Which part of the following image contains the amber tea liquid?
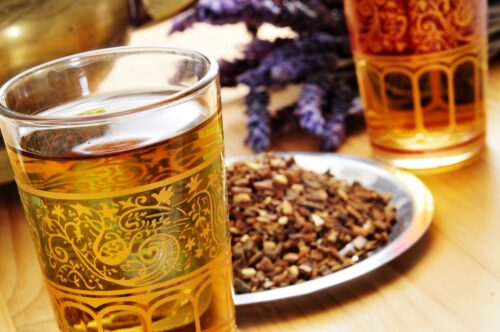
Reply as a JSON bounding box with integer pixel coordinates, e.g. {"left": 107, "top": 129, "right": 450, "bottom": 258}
{"left": 7, "top": 93, "right": 236, "bottom": 332}
{"left": 354, "top": 51, "right": 487, "bottom": 171}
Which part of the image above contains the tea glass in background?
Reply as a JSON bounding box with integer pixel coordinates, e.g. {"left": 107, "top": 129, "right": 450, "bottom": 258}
{"left": 0, "top": 47, "right": 236, "bottom": 332}
{"left": 344, "top": 0, "right": 487, "bottom": 171}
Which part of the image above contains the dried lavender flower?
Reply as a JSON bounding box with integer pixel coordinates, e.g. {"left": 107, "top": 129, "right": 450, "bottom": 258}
{"left": 345, "top": 96, "right": 366, "bottom": 132}
{"left": 171, "top": 1, "right": 363, "bottom": 152}
{"left": 239, "top": 33, "right": 340, "bottom": 88}
{"left": 218, "top": 59, "right": 258, "bottom": 87}
{"left": 243, "top": 38, "right": 291, "bottom": 60}
{"left": 320, "top": 81, "right": 360, "bottom": 150}
{"left": 295, "top": 81, "right": 328, "bottom": 136}
{"left": 245, "top": 90, "right": 271, "bottom": 152}
{"left": 170, "top": 0, "right": 340, "bottom": 34}
{"left": 321, "top": 113, "right": 345, "bottom": 151}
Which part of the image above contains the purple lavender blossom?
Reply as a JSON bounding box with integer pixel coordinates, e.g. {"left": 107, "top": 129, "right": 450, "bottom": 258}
{"left": 239, "top": 32, "right": 339, "bottom": 88}
{"left": 170, "top": 9, "right": 197, "bottom": 33}
{"left": 320, "top": 113, "right": 346, "bottom": 151}
{"left": 218, "top": 58, "right": 258, "bottom": 87}
{"left": 170, "top": 0, "right": 363, "bottom": 152}
{"left": 243, "top": 38, "right": 291, "bottom": 60}
{"left": 295, "top": 81, "right": 328, "bottom": 136}
{"left": 320, "top": 80, "right": 362, "bottom": 150}
{"left": 344, "top": 96, "right": 366, "bottom": 132}
{"left": 347, "top": 96, "right": 363, "bottom": 117}
{"left": 245, "top": 89, "right": 271, "bottom": 152}
{"left": 170, "top": 0, "right": 340, "bottom": 34}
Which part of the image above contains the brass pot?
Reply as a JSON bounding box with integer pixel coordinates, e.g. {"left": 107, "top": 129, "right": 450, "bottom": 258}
{"left": 0, "top": 0, "right": 194, "bottom": 184}
{"left": 0, "top": 0, "right": 130, "bottom": 83}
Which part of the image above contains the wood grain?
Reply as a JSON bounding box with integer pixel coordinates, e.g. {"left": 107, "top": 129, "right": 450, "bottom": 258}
{"left": 1, "top": 22, "right": 500, "bottom": 332}
{"left": 0, "top": 288, "right": 16, "bottom": 332}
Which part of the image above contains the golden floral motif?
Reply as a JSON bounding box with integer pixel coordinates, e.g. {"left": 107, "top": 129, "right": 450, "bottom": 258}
{"left": 12, "top": 112, "right": 224, "bottom": 194}
{"left": 47, "top": 246, "right": 235, "bottom": 332}
{"left": 351, "top": 0, "right": 482, "bottom": 54}
{"left": 19, "top": 157, "right": 228, "bottom": 291}
{"left": 354, "top": 0, "right": 409, "bottom": 53}
{"left": 409, "top": 0, "right": 479, "bottom": 53}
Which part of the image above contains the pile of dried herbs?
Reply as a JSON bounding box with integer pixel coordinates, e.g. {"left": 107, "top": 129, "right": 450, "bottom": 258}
{"left": 226, "top": 154, "right": 396, "bottom": 293}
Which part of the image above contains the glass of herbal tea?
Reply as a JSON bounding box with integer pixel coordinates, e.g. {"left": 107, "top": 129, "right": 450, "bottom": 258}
{"left": 344, "top": 0, "right": 487, "bottom": 171}
{"left": 0, "top": 47, "right": 236, "bottom": 332}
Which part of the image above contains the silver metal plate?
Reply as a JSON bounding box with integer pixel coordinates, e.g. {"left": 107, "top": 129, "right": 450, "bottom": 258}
{"left": 226, "top": 152, "right": 434, "bottom": 306}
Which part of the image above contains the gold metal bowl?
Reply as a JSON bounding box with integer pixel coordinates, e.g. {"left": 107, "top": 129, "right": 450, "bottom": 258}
{"left": 0, "top": 0, "right": 129, "bottom": 184}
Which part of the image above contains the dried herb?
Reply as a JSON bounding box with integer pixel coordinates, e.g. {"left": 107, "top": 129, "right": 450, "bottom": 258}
{"left": 227, "top": 154, "right": 397, "bottom": 293}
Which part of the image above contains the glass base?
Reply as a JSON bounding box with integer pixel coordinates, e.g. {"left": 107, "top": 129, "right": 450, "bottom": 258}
{"left": 371, "top": 134, "right": 485, "bottom": 174}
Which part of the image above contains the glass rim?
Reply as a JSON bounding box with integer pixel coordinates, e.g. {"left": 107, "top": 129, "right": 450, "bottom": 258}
{"left": 0, "top": 46, "right": 219, "bottom": 125}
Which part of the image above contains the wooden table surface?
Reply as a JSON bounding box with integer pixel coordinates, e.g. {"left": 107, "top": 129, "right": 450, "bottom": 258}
{"left": 1, "top": 22, "right": 500, "bottom": 332}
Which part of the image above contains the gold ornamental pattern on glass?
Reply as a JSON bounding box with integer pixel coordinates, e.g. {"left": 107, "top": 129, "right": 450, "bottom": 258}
{"left": 355, "top": 39, "right": 486, "bottom": 136}
{"left": 18, "top": 156, "right": 227, "bottom": 290}
{"left": 46, "top": 248, "right": 235, "bottom": 331}
{"left": 351, "top": 0, "right": 482, "bottom": 55}
{"left": 11, "top": 114, "right": 225, "bottom": 196}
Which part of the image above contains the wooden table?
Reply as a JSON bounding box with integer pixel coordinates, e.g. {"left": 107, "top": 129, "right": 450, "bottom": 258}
{"left": 1, "top": 22, "right": 500, "bottom": 332}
